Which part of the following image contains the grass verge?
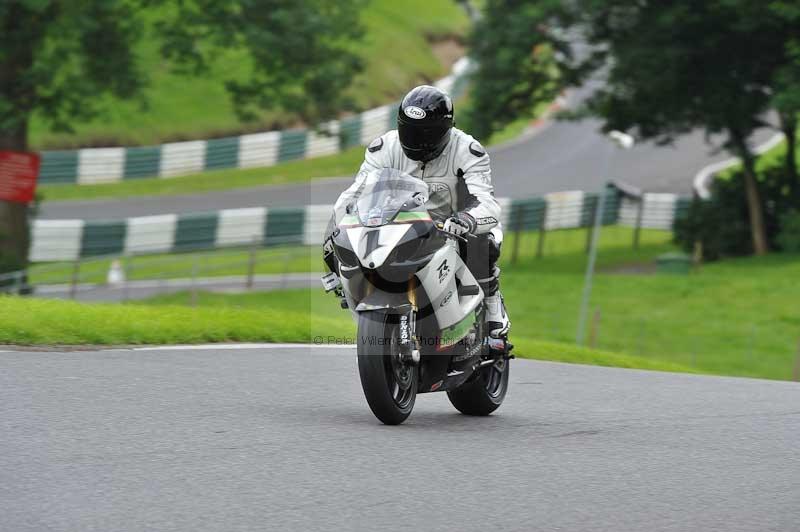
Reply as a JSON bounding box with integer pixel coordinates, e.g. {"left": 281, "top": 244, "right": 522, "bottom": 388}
{"left": 139, "top": 226, "right": 800, "bottom": 381}
{"left": 0, "top": 294, "right": 339, "bottom": 345}
{"left": 0, "top": 290, "right": 692, "bottom": 377}
{"left": 15, "top": 226, "right": 799, "bottom": 381}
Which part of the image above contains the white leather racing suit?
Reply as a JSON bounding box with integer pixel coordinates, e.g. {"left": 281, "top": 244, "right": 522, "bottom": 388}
{"left": 333, "top": 128, "right": 503, "bottom": 243}
{"left": 331, "top": 127, "right": 506, "bottom": 310}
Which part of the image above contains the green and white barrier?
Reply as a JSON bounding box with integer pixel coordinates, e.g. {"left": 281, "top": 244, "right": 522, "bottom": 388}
{"left": 30, "top": 185, "right": 689, "bottom": 262}
{"left": 38, "top": 123, "right": 377, "bottom": 185}
{"left": 38, "top": 59, "right": 473, "bottom": 186}
{"left": 617, "top": 193, "right": 690, "bottom": 231}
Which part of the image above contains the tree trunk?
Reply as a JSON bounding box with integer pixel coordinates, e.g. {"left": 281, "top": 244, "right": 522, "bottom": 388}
{"left": 730, "top": 131, "right": 768, "bottom": 256}
{"left": 779, "top": 112, "right": 798, "bottom": 190}
{"left": 0, "top": 123, "right": 31, "bottom": 273}
{"left": 0, "top": 2, "right": 37, "bottom": 275}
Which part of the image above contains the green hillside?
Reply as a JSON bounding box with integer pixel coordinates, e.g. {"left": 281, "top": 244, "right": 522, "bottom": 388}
{"left": 30, "top": 0, "right": 469, "bottom": 151}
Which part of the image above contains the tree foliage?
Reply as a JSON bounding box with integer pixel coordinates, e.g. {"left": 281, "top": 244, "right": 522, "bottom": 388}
{"left": 675, "top": 160, "right": 800, "bottom": 260}
{"left": 0, "top": 0, "right": 365, "bottom": 274}
{"left": 153, "top": 0, "right": 364, "bottom": 124}
{"left": 768, "top": 1, "right": 800, "bottom": 181}
{"left": 0, "top": 0, "right": 365, "bottom": 143}
{"left": 468, "top": 0, "right": 799, "bottom": 256}
{"left": 462, "top": 0, "right": 578, "bottom": 141}
{"left": 573, "top": 0, "right": 798, "bottom": 255}
{"left": 0, "top": 1, "right": 144, "bottom": 142}
{"left": 575, "top": 1, "right": 790, "bottom": 144}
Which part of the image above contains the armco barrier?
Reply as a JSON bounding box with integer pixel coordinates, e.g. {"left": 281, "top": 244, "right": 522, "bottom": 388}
{"left": 38, "top": 59, "right": 473, "bottom": 186}
{"left": 29, "top": 185, "right": 690, "bottom": 262}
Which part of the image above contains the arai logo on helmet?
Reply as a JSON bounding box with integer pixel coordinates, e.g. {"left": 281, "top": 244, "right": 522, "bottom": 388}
{"left": 404, "top": 106, "right": 426, "bottom": 120}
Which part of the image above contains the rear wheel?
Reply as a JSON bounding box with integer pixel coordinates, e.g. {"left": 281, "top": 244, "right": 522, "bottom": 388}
{"left": 447, "top": 357, "right": 509, "bottom": 416}
{"left": 357, "top": 312, "right": 418, "bottom": 425}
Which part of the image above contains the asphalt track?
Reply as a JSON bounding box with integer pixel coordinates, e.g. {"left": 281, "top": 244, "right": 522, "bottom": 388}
{"left": 38, "top": 86, "right": 777, "bottom": 221}
{"left": 2, "top": 345, "right": 798, "bottom": 531}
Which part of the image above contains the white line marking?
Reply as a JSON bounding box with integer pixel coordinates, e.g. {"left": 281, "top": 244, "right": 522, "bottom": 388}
{"left": 131, "top": 343, "right": 355, "bottom": 352}
{"left": 0, "top": 344, "right": 356, "bottom": 354}
{"left": 693, "top": 132, "right": 785, "bottom": 199}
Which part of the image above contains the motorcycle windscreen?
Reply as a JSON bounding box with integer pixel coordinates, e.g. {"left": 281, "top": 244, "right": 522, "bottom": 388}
{"left": 355, "top": 168, "right": 428, "bottom": 227}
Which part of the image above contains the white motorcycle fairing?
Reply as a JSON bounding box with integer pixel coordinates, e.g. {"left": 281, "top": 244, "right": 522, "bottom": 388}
{"left": 415, "top": 240, "right": 483, "bottom": 330}
{"left": 346, "top": 224, "right": 410, "bottom": 269}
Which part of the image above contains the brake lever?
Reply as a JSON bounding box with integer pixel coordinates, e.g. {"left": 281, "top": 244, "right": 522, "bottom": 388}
{"left": 435, "top": 222, "right": 468, "bottom": 243}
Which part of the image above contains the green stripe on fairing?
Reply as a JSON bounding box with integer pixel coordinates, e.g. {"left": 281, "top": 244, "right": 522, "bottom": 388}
{"left": 395, "top": 211, "right": 431, "bottom": 221}
{"left": 339, "top": 212, "right": 431, "bottom": 226}
{"left": 439, "top": 312, "right": 476, "bottom": 348}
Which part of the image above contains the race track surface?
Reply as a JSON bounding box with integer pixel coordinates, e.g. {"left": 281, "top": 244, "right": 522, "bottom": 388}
{"left": 38, "top": 87, "right": 777, "bottom": 221}
{"left": 2, "top": 346, "right": 798, "bottom": 531}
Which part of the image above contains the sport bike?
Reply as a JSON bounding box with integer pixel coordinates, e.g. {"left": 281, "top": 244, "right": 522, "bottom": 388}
{"left": 322, "top": 168, "right": 513, "bottom": 425}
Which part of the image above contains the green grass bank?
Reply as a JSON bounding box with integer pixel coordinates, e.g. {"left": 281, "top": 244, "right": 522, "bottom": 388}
{"left": 11, "top": 227, "right": 800, "bottom": 381}
{"left": 31, "top": 0, "right": 469, "bottom": 150}
{"left": 0, "top": 292, "right": 691, "bottom": 376}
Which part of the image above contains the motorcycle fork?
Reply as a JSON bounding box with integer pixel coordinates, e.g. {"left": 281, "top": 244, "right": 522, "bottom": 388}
{"left": 399, "top": 278, "right": 420, "bottom": 365}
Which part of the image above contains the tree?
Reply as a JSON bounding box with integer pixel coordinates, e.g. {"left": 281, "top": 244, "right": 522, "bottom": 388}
{"left": 462, "top": 0, "right": 578, "bottom": 142}
{"left": 0, "top": 0, "right": 363, "bottom": 274}
{"left": 570, "top": 0, "right": 796, "bottom": 255}
{"left": 153, "top": 0, "right": 364, "bottom": 124}
{"left": 769, "top": 1, "right": 800, "bottom": 184}
{"left": 467, "top": 0, "right": 799, "bottom": 256}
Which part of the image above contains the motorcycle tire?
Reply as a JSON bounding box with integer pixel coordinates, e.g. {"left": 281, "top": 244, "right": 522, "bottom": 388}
{"left": 447, "top": 358, "right": 509, "bottom": 416}
{"left": 357, "top": 311, "right": 418, "bottom": 425}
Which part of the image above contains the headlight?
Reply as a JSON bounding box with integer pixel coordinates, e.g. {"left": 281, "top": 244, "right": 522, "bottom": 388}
{"left": 335, "top": 243, "right": 359, "bottom": 267}
{"left": 391, "top": 238, "right": 423, "bottom": 263}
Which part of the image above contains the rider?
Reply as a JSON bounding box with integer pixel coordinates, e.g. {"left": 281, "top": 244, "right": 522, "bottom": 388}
{"left": 329, "top": 85, "right": 510, "bottom": 339}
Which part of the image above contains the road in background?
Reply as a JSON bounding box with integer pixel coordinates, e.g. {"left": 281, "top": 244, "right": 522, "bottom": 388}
{"left": 2, "top": 347, "right": 798, "bottom": 531}
{"left": 38, "top": 84, "right": 776, "bottom": 221}
{"left": 31, "top": 273, "right": 320, "bottom": 302}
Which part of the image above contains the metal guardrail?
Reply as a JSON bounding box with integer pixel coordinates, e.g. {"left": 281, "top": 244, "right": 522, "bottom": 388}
{"left": 37, "top": 59, "right": 474, "bottom": 185}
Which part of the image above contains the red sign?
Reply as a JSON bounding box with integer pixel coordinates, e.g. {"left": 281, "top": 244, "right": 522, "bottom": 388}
{"left": 0, "top": 151, "right": 40, "bottom": 203}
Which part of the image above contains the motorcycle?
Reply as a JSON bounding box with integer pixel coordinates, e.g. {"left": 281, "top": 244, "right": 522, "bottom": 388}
{"left": 322, "top": 168, "right": 513, "bottom": 425}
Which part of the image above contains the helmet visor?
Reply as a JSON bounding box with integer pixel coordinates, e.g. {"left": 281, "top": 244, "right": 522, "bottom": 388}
{"left": 398, "top": 123, "right": 450, "bottom": 153}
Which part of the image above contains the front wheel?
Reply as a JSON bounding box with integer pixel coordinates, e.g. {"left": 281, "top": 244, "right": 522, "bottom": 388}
{"left": 447, "top": 358, "right": 509, "bottom": 416}
{"left": 357, "top": 312, "right": 418, "bottom": 425}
